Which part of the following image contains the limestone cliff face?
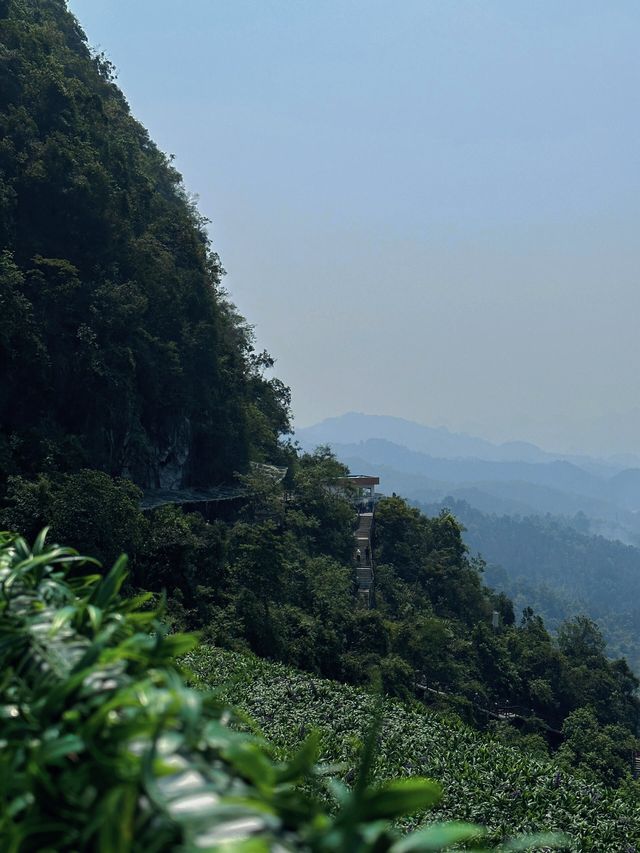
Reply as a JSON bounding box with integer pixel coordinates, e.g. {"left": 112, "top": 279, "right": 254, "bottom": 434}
{"left": 154, "top": 418, "right": 192, "bottom": 489}
{"left": 119, "top": 418, "right": 192, "bottom": 489}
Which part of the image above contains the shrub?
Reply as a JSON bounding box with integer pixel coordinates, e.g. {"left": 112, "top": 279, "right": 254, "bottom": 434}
{"left": 0, "top": 531, "right": 563, "bottom": 851}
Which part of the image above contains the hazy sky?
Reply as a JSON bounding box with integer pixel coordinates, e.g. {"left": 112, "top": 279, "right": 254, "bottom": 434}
{"left": 70, "top": 1, "right": 640, "bottom": 455}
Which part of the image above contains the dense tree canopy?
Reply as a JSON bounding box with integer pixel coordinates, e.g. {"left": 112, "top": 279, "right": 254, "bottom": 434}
{"left": 5, "top": 450, "right": 637, "bottom": 784}
{"left": 430, "top": 499, "right": 640, "bottom": 672}
{"left": 0, "top": 0, "right": 290, "bottom": 488}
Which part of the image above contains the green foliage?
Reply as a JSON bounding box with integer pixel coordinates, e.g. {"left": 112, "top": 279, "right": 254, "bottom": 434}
{"left": 287, "top": 447, "right": 356, "bottom": 563}
{"left": 0, "top": 469, "right": 145, "bottom": 566}
{"left": 437, "top": 498, "right": 640, "bottom": 673}
{"left": 0, "top": 530, "right": 564, "bottom": 851}
{"left": 558, "top": 707, "right": 638, "bottom": 786}
{"left": 3, "top": 0, "right": 636, "bottom": 841}
{"left": 0, "top": 0, "right": 290, "bottom": 488}
{"left": 374, "top": 500, "right": 488, "bottom": 625}
{"left": 4, "top": 457, "right": 639, "bottom": 787}
{"left": 372, "top": 498, "right": 640, "bottom": 752}
{"left": 189, "top": 645, "right": 640, "bottom": 851}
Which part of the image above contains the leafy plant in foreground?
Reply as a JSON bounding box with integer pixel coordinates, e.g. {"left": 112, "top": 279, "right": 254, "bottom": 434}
{"left": 0, "top": 531, "right": 563, "bottom": 851}
{"left": 189, "top": 648, "right": 640, "bottom": 852}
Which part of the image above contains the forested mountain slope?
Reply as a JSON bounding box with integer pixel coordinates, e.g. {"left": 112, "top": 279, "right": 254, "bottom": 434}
{"left": 0, "top": 0, "right": 290, "bottom": 488}
{"left": 4, "top": 449, "right": 639, "bottom": 784}
{"left": 425, "top": 499, "right": 640, "bottom": 672}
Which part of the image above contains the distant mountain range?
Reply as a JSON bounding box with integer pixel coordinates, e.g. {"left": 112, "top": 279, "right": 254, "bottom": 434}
{"left": 298, "top": 412, "right": 640, "bottom": 668}
{"left": 296, "top": 413, "right": 640, "bottom": 544}
{"left": 297, "top": 412, "right": 640, "bottom": 471}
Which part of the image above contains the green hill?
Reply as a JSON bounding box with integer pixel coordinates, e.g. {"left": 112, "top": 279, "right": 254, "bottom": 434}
{"left": 3, "top": 2, "right": 640, "bottom": 844}
{"left": 0, "top": 0, "right": 289, "bottom": 487}
{"left": 425, "top": 499, "right": 640, "bottom": 673}
{"left": 188, "top": 645, "right": 640, "bottom": 852}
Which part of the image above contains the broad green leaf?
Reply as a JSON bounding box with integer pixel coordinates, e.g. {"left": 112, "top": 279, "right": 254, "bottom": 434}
{"left": 87, "top": 604, "right": 103, "bottom": 632}
{"left": 90, "top": 554, "right": 129, "bottom": 608}
{"left": 158, "top": 632, "right": 199, "bottom": 658}
{"left": 501, "top": 834, "right": 569, "bottom": 851}
{"left": 50, "top": 605, "right": 76, "bottom": 634}
{"left": 97, "top": 784, "right": 137, "bottom": 853}
{"left": 32, "top": 527, "right": 49, "bottom": 556}
{"left": 223, "top": 742, "right": 276, "bottom": 790}
{"left": 38, "top": 734, "right": 85, "bottom": 764}
{"left": 392, "top": 822, "right": 485, "bottom": 851}
{"left": 276, "top": 730, "right": 320, "bottom": 783}
{"left": 357, "top": 778, "right": 442, "bottom": 820}
{"left": 327, "top": 778, "right": 351, "bottom": 807}
{"left": 202, "top": 837, "right": 272, "bottom": 853}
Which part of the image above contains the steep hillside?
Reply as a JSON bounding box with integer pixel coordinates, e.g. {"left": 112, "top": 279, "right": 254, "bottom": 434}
{"left": 3, "top": 529, "right": 536, "bottom": 852}
{"left": 5, "top": 448, "right": 637, "bottom": 772}
{"left": 189, "top": 645, "right": 640, "bottom": 851}
{"left": 0, "top": 0, "right": 290, "bottom": 488}
{"left": 4, "top": 3, "right": 640, "bottom": 841}
{"left": 428, "top": 499, "right": 640, "bottom": 672}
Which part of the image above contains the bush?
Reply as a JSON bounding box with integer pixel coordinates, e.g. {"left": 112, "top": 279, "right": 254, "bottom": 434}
{"left": 0, "top": 470, "right": 145, "bottom": 566}
{"left": 0, "top": 530, "right": 565, "bottom": 851}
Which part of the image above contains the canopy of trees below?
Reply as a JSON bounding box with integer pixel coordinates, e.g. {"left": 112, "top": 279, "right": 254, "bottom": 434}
{"left": 427, "top": 499, "right": 640, "bottom": 673}
{"left": 3, "top": 453, "right": 638, "bottom": 787}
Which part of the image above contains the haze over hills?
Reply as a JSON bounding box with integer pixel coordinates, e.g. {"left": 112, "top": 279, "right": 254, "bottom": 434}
{"left": 419, "top": 497, "right": 640, "bottom": 674}
{"left": 296, "top": 413, "right": 640, "bottom": 544}
{"left": 298, "top": 414, "right": 640, "bottom": 668}
{"left": 297, "top": 412, "right": 640, "bottom": 470}
{"left": 298, "top": 412, "right": 556, "bottom": 464}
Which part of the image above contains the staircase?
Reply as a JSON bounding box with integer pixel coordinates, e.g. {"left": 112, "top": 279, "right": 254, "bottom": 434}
{"left": 354, "top": 511, "right": 374, "bottom": 607}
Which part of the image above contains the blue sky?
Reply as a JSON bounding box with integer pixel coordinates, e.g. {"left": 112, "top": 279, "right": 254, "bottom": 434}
{"left": 70, "top": 1, "right": 640, "bottom": 454}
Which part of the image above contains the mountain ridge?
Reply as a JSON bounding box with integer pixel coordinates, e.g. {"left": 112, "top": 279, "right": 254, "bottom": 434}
{"left": 297, "top": 412, "right": 638, "bottom": 473}
{"left": 297, "top": 414, "right": 640, "bottom": 543}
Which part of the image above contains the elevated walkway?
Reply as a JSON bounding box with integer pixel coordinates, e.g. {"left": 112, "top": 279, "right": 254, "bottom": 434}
{"left": 336, "top": 474, "right": 380, "bottom": 608}
{"left": 354, "top": 511, "right": 375, "bottom": 607}
{"left": 140, "top": 463, "right": 288, "bottom": 512}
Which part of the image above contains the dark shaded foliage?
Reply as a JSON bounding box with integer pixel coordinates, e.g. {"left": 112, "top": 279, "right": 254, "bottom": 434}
{"left": 5, "top": 530, "right": 520, "bottom": 852}
{"left": 429, "top": 499, "right": 640, "bottom": 673}
{"left": 4, "top": 452, "right": 639, "bottom": 785}
{"left": 2, "top": 0, "right": 638, "bottom": 803}
{"left": 0, "top": 0, "right": 289, "bottom": 488}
